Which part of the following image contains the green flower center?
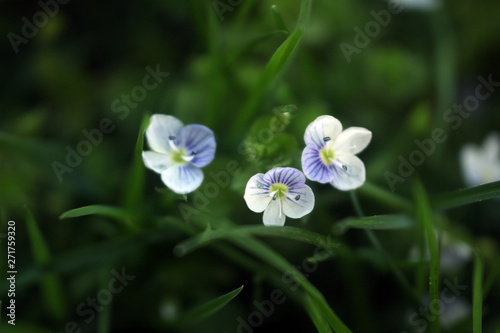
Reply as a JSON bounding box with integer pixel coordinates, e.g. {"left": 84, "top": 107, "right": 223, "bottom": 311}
{"left": 320, "top": 147, "right": 335, "bottom": 165}
{"left": 269, "top": 183, "right": 288, "bottom": 199}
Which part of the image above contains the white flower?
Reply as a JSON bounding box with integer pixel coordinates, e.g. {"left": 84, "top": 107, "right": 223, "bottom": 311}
{"left": 460, "top": 132, "right": 500, "bottom": 187}
{"left": 301, "top": 115, "right": 372, "bottom": 191}
{"left": 244, "top": 167, "right": 315, "bottom": 226}
{"left": 142, "top": 114, "right": 216, "bottom": 194}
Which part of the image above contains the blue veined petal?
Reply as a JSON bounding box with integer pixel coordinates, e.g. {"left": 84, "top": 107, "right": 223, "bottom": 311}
{"left": 181, "top": 124, "right": 216, "bottom": 168}
{"left": 304, "top": 115, "right": 343, "bottom": 149}
{"left": 263, "top": 199, "right": 286, "bottom": 226}
{"left": 145, "top": 115, "right": 184, "bottom": 154}
{"left": 329, "top": 153, "right": 366, "bottom": 191}
{"left": 244, "top": 173, "right": 272, "bottom": 213}
{"left": 161, "top": 164, "right": 203, "bottom": 194}
{"left": 283, "top": 184, "right": 315, "bottom": 219}
{"left": 142, "top": 151, "right": 173, "bottom": 174}
{"left": 301, "top": 145, "right": 334, "bottom": 183}
{"left": 333, "top": 127, "right": 372, "bottom": 155}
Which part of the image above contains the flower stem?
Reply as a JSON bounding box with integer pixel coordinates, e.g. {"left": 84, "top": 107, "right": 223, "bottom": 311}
{"left": 349, "top": 190, "right": 421, "bottom": 307}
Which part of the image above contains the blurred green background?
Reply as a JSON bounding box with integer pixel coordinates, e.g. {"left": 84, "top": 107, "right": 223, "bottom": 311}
{"left": 1, "top": 0, "right": 500, "bottom": 332}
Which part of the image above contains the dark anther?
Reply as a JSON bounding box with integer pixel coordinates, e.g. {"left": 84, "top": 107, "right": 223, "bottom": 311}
{"left": 168, "top": 135, "right": 176, "bottom": 140}
{"left": 272, "top": 193, "right": 278, "bottom": 200}
{"left": 295, "top": 195, "right": 301, "bottom": 201}
{"left": 342, "top": 165, "right": 348, "bottom": 171}
{"left": 191, "top": 150, "right": 197, "bottom": 155}
{"left": 324, "top": 137, "right": 331, "bottom": 142}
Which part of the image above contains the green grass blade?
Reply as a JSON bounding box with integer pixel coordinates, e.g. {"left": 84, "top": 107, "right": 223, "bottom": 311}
{"left": 412, "top": 180, "right": 440, "bottom": 333}
{"left": 232, "top": 0, "right": 311, "bottom": 136}
{"left": 472, "top": 251, "right": 483, "bottom": 333}
{"left": 122, "top": 113, "right": 150, "bottom": 211}
{"left": 174, "top": 225, "right": 340, "bottom": 257}
{"left": 59, "top": 205, "right": 130, "bottom": 221}
{"left": 26, "top": 208, "right": 67, "bottom": 321}
{"left": 173, "top": 285, "right": 244, "bottom": 327}
{"left": 304, "top": 293, "right": 334, "bottom": 333}
{"left": 229, "top": 237, "right": 352, "bottom": 333}
{"left": 97, "top": 267, "right": 112, "bottom": 333}
{"left": 358, "top": 181, "right": 414, "bottom": 213}
{"left": 333, "top": 214, "right": 414, "bottom": 235}
{"left": 431, "top": 181, "right": 500, "bottom": 210}
{"left": 271, "top": 5, "right": 290, "bottom": 32}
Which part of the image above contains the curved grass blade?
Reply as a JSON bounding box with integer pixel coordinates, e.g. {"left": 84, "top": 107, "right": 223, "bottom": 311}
{"left": 358, "top": 181, "right": 414, "bottom": 213}
{"left": 174, "top": 225, "right": 340, "bottom": 257}
{"left": 172, "top": 286, "right": 244, "bottom": 327}
{"left": 431, "top": 180, "right": 500, "bottom": 210}
{"left": 472, "top": 251, "right": 483, "bottom": 333}
{"left": 271, "top": 5, "right": 289, "bottom": 32}
{"left": 122, "top": 113, "right": 150, "bottom": 211}
{"left": 232, "top": 0, "right": 311, "bottom": 136}
{"left": 26, "top": 208, "right": 67, "bottom": 321}
{"left": 333, "top": 214, "right": 414, "bottom": 235}
{"left": 304, "top": 293, "right": 334, "bottom": 333}
{"left": 59, "top": 205, "right": 129, "bottom": 221}
{"left": 412, "top": 180, "right": 440, "bottom": 333}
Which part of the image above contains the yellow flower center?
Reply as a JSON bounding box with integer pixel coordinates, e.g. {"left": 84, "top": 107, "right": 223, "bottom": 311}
{"left": 269, "top": 183, "right": 288, "bottom": 199}
{"left": 320, "top": 146, "right": 335, "bottom": 165}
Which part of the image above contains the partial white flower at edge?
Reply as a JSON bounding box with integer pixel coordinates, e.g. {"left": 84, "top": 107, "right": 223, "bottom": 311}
{"left": 142, "top": 114, "right": 216, "bottom": 194}
{"left": 389, "top": 0, "right": 441, "bottom": 11}
{"left": 460, "top": 132, "right": 500, "bottom": 187}
{"left": 244, "top": 167, "right": 315, "bottom": 226}
{"left": 301, "top": 115, "right": 372, "bottom": 191}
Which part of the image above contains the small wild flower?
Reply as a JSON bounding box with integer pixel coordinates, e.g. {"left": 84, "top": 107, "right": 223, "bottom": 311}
{"left": 301, "top": 115, "right": 372, "bottom": 191}
{"left": 244, "top": 167, "right": 315, "bottom": 226}
{"left": 460, "top": 132, "right": 500, "bottom": 187}
{"left": 142, "top": 114, "right": 216, "bottom": 194}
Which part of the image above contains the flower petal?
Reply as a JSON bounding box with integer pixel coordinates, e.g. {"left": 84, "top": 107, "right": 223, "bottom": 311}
{"left": 283, "top": 184, "right": 315, "bottom": 219}
{"left": 146, "top": 114, "right": 184, "bottom": 153}
{"left": 460, "top": 144, "right": 482, "bottom": 186}
{"left": 333, "top": 127, "right": 372, "bottom": 155}
{"left": 244, "top": 173, "right": 271, "bottom": 213}
{"left": 301, "top": 145, "right": 335, "bottom": 183}
{"left": 181, "top": 124, "right": 216, "bottom": 168}
{"left": 142, "top": 151, "right": 173, "bottom": 174}
{"left": 329, "top": 154, "right": 366, "bottom": 191}
{"left": 263, "top": 199, "right": 286, "bottom": 226}
{"left": 262, "top": 167, "right": 305, "bottom": 186}
{"left": 304, "top": 115, "right": 343, "bottom": 149}
{"left": 483, "top": 132, "right": 500, "bottom": 163}
{"left": 161, "top": 164, "right": 203, "bottom": 194}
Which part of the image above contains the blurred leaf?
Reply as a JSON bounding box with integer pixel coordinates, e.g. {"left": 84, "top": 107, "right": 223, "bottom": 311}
{"left": 431, "top": 181, "right": 500, "bottom": 210}
{"left": 473, "top": 251, "right": 483, "bottom": 333}
{"left": 60, "top": 205, "right": 130, "bottom": 221}
{"left": 333, "top": 214, "right": 414, "bottom": 235}
{"left": 358, "top": 182, "right": 414, "bottom": 213}
{"left": 412, "top": 180, "right": 440, "bottom": 333}
{"left": 26, "top": 208, "right": 67, "bottom": 321}
{"left": 174, "top": 225, "right": 340, "bottom": 257}
{"left": 122, "top": 113, "right": 150, "bottom": 212}
{"left": 173, "top": 285, "right": 244, "bottom": 327}
{"left": 98, "top": 266, "right": 112, "bottom": 333}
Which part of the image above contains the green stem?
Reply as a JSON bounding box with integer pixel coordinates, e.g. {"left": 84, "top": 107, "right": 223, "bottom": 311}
{"left": 350, "top": 191, "right": 421, "bottom": 306}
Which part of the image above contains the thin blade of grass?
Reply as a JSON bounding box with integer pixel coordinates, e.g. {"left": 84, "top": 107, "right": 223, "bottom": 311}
{"left": 173, "top": 286, "right": 244, "bottom": 327}
{"left": 431, "top": 181, "right": 500, "bottom": 210}
{"left": 97, "top": 266, "right": 112, "bottom": 333}
{"left": 174, "top": 225, "right": 340, "bottom": 257}
{"left": 304, "top": 293, "right": 334, "bottom": 333}
{"left": 412, "top": 180, "right": 440, "bottom": 333}
{"left": 358, "top": 181, "right": 414, "bottom": 213}
{"left": 122, "top": 113, "right": 150, "bottom": 211}
{"left": 232, "top": 0, "right": 311, "bottom": 136}
{"left": 472, "top": 251, "right": 483, "bottom": 333}
{"left": 26, "top": 208, "right": 67, "bottom": 321}
{"left": 59, "top": 205, "right": 129, "bottom": 221}
{"left": 271, "top": 5, "right": 290, "bottom": 32}
{"left": 333, "top": 214, "right": 414, "bottom": 235}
